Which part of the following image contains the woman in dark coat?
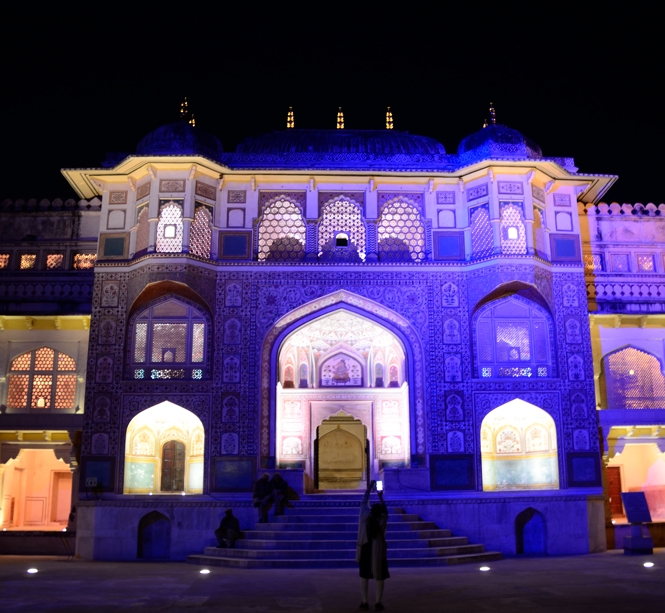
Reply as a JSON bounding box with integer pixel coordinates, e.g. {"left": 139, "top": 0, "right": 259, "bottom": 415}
{"left": 356, "top": 480, "right": 389, "bottom": 611}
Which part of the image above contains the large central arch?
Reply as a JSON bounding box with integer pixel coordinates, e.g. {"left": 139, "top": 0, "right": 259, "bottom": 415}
{"left": 275, "top": 309, "right": 410, "bottom": 488}
{"left": 260, "top": 291, "right": 427, "bottom": 479}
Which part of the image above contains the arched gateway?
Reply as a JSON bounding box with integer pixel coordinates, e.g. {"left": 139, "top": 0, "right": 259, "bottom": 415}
{"left": 261, "top": 291, "right": 426, "bottom": 490}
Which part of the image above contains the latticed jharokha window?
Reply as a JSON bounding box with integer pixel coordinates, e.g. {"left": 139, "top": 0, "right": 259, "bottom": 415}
{"left": 0, "top": 254, "right": 10, "bottom": 269}
{"left": 257, "top": 198, "right": 306, "bottom": 261}
{"left": 156, "top": 200, "right": 184, "bottom": 253}
{"left": 190, "top": 204, "right": 213, "bottom": 259}
{"left": 603, "top": 346, "right": 665, "bottom": 409}
{"left": 132, "top": 298, "right": 206, "bottom": 380}
{"left": 20, "top": 254, "right": 37, "bottom": 270}
{"left": 73, "top": 253, "right": 97, "bottom": 269}
{"left": 318, "top": 198, "right": 366, "bottom": 260}
{"left": 583, "top": 253, "right": 604, "bottom": 272}
{"left": 6, "top": 347, "right": 77, "bottom": 411}
{"left": 470, "top": 205, "right": 493, "bottom": 259}
{"left": 46, "top": 254, "right": 64, "bottom": 270}
{"left": 475, "top": 297, "right": 552, "bottom": 378}
{"left": 500, "top": 202, "right": 527, "bottom": 255}
{"left": 377, "top": 200, "right": 426, "bottom": 262}
{"left": 533, "top": 207, "right": 547, "bottom": 260}
{"left": 135, "top": 205, "right": 150, "bottom": 253}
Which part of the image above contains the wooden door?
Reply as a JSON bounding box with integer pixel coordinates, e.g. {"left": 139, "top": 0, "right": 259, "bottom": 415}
{"left": 606, "top": 466, "right": 624, "bottom": 517}
{"left": 161, "top": 440, "right": 185, "bottom": 492}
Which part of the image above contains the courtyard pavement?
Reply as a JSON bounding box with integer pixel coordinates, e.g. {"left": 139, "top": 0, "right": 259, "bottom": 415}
{"left": 0, "top": 549, "right": 663, "bottom": 612}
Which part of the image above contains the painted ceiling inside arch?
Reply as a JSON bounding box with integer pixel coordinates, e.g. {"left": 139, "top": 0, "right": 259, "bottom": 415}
{"left": 126, "top": 401, "right": 203, "bottom": 438}
{"left": 280, "top": 310, "right": 404, "bottom": 360}
{"left": 481, "top": 399, "right": 554, "bottom": 431}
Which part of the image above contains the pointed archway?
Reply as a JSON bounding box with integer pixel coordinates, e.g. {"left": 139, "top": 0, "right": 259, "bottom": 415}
{"left": 260, "top": 290, "right": 427, "bottom": 486}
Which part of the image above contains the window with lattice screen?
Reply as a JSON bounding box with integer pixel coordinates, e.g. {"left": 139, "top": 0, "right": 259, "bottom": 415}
{"left": 135, "top": 205, "right": 150, "bottom": 253}
{"left": 603, "top": 346, "right": 665, "bottom": 408}
{"left": 475, "top": 296, "right": 553, "bottom": 378}
{"left": 500, "top": 202, "right": 527, "bottom": 255}
{"left": 156, "top": 200, "right": 184, "bottom": 253}
{"left": 6, "top": 347, "right": 77, "bottom": 411}
{"left": 533, "top": 207, "right": 547, "bottom": 260}
{"left": 131, "top": 298, "right": 207, "bottom": 380}
{"left": 190, "top": 204, "right": 213, "bottom": 259}
{"left": 377, "top": 199, "right": 425, "bottom": 262}
{"left": 470, "top": 204, "right": 493, "bottom": 259}
{"left": 73, "top": 253, "right": 96, "bottom": 269}
{"left": 257, "top": 198, "right": 306, "bottom": 261}
{"left": 318, "top": 198, "right": 366, "bottom": 260}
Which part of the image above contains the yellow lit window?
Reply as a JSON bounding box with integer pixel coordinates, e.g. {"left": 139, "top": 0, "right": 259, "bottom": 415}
{"left": 20, "top": 254, "right": 37, "bottom": 270}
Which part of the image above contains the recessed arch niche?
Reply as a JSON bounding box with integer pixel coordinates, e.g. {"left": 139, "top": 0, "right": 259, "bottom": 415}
{"left": 275, "top": 308, "right": 410, "bottom": 488}
{"left": 124, "top": 401, "right": 204, "bottom": 494}
{"left": 481, "top": 399, "right": 559, "bottom": 491}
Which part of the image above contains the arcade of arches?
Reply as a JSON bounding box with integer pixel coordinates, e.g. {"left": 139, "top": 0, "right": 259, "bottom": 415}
{"left": 276, "top": 309, "right": 410, "bottom": 489}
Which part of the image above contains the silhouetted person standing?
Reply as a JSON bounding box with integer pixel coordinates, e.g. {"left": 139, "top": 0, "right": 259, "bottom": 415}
{"left": 356, "top": 480, "right": 389, "bottom": 610}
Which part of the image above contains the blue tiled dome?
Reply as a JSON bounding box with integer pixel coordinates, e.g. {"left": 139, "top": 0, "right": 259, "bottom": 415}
{"left": 458, "top": 124, "right": 542, "bottom": 164}
{"left": 235, "top": 130, "right": 446, "bottom": 155}
{"left": 136, "top": 122, "right": 224, "bottom": 159}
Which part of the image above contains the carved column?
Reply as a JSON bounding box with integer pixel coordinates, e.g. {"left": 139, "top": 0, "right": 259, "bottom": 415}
{"left": 365, "top": 220, "right": 378, "bottom": 262}
{"left": 305, "top": 220, "right": 318, "bottom": 261}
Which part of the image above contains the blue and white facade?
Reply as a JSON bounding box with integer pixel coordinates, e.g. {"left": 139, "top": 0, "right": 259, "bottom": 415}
{"left": 6, "top": 114, "right": 662, "bottom": 559}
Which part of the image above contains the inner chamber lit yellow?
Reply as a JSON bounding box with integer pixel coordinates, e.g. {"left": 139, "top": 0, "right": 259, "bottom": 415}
{"left": 124, "top": 401, "right": 204, "bottom": 494}
{"left": 481, "top": 399, "right": 559, "bottom": 491}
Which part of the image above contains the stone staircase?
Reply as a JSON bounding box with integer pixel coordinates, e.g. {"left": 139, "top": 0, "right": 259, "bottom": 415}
{"left": 188, "top": 500, "right": 502, "bottom": 569}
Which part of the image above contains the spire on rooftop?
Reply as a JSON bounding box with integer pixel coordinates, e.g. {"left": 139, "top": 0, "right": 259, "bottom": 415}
{"left": 336, "top": 107, "right": 344, "bottom": 130}
{"left": 386, "top": 107, "right": 393, "bottom": 130}
{"left": 287, "top": 106, "right": 294, "bottom": 129}
{"left": 180, "top": 97, "right": 195, "bottom": 127}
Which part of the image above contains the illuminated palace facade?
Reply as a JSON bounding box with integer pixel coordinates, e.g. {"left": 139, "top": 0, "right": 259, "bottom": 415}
{"left": 1, "top": 109, "right": 664, "bottom": 559}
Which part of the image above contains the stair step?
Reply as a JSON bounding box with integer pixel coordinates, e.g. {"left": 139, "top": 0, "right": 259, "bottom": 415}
{"left": 252, "top": 521, "right": 437, "bottom": 531}
{"left": 243, "top": 529, "right": 453, "bottom": 541}
{"left": 201, "top": 544, "right": 485, "bottom": 560}
{"left": 270, "top": 513, "right": 421, "bottom": 523}
{"left": 230, "top": 536, "right": 467, "bottom": 550}
{"left": 188, "top": 550, "right": 502, "bottom": 569}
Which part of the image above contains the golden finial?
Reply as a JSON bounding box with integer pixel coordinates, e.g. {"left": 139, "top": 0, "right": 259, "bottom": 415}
{"left": 180, "top": 97, "right": 195, "bottom": 126}
{"left": 386, "top": 106, "right": 393, "bottom": 130}
{"left": 287, "top": 106, "right": 295, "bottom": 129}
{"left": 489, "top": 102, "right": 496, "bottom": 125}
{"left": 336, "top": 107, "right": 344, "bottom": 130}
{"left": 482, "top": 119, "right": 488, "bottom": 129}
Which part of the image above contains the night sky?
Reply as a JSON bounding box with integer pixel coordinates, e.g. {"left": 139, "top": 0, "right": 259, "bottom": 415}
{"left": 1, "top": 5, "right": 661, "bottom": 204}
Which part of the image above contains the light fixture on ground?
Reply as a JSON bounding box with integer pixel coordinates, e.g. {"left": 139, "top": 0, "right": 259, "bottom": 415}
{"left": 479, "top": 566, "right": 490, "bottom": 571}
{"left": 27, "top": 568, "right": 38, "bottom": 574}
{"left": 199, "top": 569, "right": 211, "bottom": 574}
{"left": 643, "top": 562, "right": 654, "bottom": 568}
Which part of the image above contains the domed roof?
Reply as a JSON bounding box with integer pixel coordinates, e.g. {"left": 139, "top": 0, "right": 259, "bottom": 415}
{"left": 136, "top": 121, "right": 223, "bottom": 159}
{"left": 235, "top": 129, "right": 446, "bottom": 155}
{"left": 457, "top": 124, "right": 542, "bottom": 163}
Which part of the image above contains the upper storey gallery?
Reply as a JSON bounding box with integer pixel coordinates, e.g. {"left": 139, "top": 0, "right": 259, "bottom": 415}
{"left": 61, "top": 108, "right": 615, "bottom": 266}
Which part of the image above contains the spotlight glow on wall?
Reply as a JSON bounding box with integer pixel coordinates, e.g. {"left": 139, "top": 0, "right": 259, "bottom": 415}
{"left": 27, "top": 568, "right": 38, "bottom": 574}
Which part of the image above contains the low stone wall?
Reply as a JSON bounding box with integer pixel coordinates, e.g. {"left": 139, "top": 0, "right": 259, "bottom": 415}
{"left": 0, "top": 531, "right": 76, "bottom": 556}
